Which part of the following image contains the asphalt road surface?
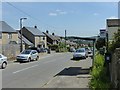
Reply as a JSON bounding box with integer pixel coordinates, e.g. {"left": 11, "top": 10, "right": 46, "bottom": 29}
{"left": 2, "top": 52, "right": 92, "bottom": 88}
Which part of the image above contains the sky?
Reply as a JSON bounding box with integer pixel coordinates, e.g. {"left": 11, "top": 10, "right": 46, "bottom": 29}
{"left": 1, "top": 2, "right": 118, "bottom": 37}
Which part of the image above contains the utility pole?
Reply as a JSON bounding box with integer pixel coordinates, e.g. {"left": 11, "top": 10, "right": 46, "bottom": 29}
{"left": 106, "top": 31, "right": 109, "bottom": 53}
{"left": 65, "top": 30, "right": 67, "bottom": 51}
{"left": 92, "top": 40, "right": 95, "bottom": 68}
{"left": 20, "top": 17, "right": 27, "bottom": 52}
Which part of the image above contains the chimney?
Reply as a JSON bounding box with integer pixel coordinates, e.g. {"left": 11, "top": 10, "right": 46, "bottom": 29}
{"left": 46, "top": 30, "right": 49, "bottom": 33}
{"left": 52, "top": 33, "right": 55, "bottom": 36}
{"left": 34, "top": 26, "right": 37, "bottom": 28}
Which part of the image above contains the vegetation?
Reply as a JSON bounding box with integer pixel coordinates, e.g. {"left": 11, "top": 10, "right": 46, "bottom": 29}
{"left": 56, "top": 42, "right": 68, "bottom": 52}
{"left": 95, "top": 38, "right": 106, "bottom": 50}
{"left": 89, "top": 52, "right": 110, "bottom": 89}
{"left": 48, "top": 44, "right": 58, "bottom": 50}
{"left": 48, "top": 43, "right": 68, "bottom": 52}
{"left": 109, "top": 29, "right": 120, "bottom": 52}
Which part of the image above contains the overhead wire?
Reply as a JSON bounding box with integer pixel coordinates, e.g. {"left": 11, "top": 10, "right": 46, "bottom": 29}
{"left": 5, "top": 2, "right": 65, "bottom": 32}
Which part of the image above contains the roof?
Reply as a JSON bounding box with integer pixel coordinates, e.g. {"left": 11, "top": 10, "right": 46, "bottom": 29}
{"left": 0, "top": 21, "right": 17, "bottom": 33}
{"left": 107, "top": 19, "right": 120, "bottom": 27}
{"left": 54, "top": 35, "right": 61, "bottom": 40}
{"left": 23, "top": 27, "right": 45, "bottom": 36}
{"left": 18, "top": 32, "right": 33, "bottom": 45}
{"left": 44, "top": 32, "right": 59, "bottom": 41}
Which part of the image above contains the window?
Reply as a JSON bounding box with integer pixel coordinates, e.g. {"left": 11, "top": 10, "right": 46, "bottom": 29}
{"left": 0, "top": 55, "right": 2, "bottom": 58}
{"left": 8, "top": 33, "right": 12, "bottom": 39}
{"left": 9, "top": 41, "right": 17, "bottom": 44}
{"left": 32, "top": 51, "right": 37, "bottom": 54}
{"left": 43, "top": 45, "right": 45, "bottom": 48}
{"left": 43, "top": 37, "right": 45, "bottom": 40}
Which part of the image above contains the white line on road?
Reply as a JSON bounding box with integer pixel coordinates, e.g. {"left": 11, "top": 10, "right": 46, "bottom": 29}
{"left": 13, "top": 64, "right": 39, "bottom": 74}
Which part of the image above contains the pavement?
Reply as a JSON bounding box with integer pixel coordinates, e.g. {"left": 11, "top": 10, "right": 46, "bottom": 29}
{"left": 42, "top": 56, "right": 92, "bottom": 88}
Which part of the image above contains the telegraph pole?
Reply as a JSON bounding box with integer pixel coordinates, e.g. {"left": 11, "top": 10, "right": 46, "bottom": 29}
{"left": 65, "top": 30, "right": 67, "bottom": 51}
{"left": 20, "top": 17, "right": 27, "bottom": 52}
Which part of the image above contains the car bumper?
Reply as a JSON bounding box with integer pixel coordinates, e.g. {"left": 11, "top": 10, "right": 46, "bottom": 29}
{"left": 16, "top": 58, "right": 28, "bottom": 62}
{"left": 73, "top": 55, "right": 86, "bottom": 58}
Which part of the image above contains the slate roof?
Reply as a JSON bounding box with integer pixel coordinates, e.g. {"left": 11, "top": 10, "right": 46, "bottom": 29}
{"left": 23, "top": 27, "right": 45, "bottom": 36}
{"left": 18, "top": 32, "right": 33, "bottom": 45}
{"left": 44, "top": 32, "right": 59, "bottom": 41}
{"left": 0, "top": 21, "right": 16, "bottom": 33}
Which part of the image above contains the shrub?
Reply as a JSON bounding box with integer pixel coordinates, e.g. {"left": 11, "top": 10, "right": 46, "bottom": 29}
{"left": 48, "top": 44, "right": 58, "bottom": 50}
{"left": 89, "top": 53, "right": 110, "bottom": 89}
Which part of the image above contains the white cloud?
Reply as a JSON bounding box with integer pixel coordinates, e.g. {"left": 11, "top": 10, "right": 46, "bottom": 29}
{"left": 56, "top": 9, "right": 61, "bottom": 12}
{"left": 49, "top": 9, "right": 67, "bottom": 16}
{"left": 107, "top": 16, "right": 118, "bottom": 19}
{"left": 59, "top": 11, "right": 67, "bottom": 15}
{"left": 93, "top": 13, "right": 99, "bottom": 16}
{"left": 49, "top": 12, "right": 57, "bottom": 16}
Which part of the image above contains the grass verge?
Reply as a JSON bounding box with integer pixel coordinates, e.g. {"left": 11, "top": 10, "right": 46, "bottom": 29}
{"left": 89, "top": 53, "right": 110, "bottom": 90}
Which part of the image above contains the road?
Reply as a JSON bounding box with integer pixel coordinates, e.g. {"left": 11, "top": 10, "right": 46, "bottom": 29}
{"left": 2, "top": 52, "right": 92, "bottom": 88}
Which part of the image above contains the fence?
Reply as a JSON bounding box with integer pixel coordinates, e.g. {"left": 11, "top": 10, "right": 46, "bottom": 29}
{"left": 110, "top": 48, "right": 120, "bottom": 90}
{"left": 1, "top": 44, "right": 20, "bottom": 60}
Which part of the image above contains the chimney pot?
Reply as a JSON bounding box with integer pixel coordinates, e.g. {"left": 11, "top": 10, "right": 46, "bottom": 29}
{"left": 52, "top": 33, "right": 55, "bottom": 36}
{"left": 34, "top": 26, "right": 37, "bottom": 28}
{"left": 46, "top": 30, "right": 49, "bottom": 33}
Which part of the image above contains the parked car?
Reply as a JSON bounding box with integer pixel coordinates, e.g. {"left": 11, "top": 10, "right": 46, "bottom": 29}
{"left": 73, "top": 48, "right": 88, "bottom": 59}
{"left": 39, "top": 48, "right": 47, "bottom": 53}
{"left": 70, "top": 47, "right": 76, "bottom": 52}
{"left": 0, "top": 54, "right": 7, "bottom": 69}
{"left": 28, "top": 47, "right": 40, "bottom": 53}
{"left": 88, "top": 49, "right": 93, "bottom": 57}
{"left": 44, "top": 48, "right": 51, "bottom": 54}
{"left": 16, "top": 49, "right": 39, "bottom": 62}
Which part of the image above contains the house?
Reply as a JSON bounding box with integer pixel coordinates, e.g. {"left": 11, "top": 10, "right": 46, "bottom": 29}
{"left": 0, "top": 21, "right": 19, "bottom": 56}
{"left": 99, "top": 29, "right": 106, "bottom": 38}
{"left": 107, "top": 19, "right": 120, "bottom": 41}
{"left": 43, "top": 31, "right": 60, "bottom": 45}
{"left": 0, "top": 32, "right": 2, "bottom": 53}
{"left": 20, "top": 26, "right": 47, "bottom": 49}
{"left": 0, "top": 21, "right": 18, "bottom": 45}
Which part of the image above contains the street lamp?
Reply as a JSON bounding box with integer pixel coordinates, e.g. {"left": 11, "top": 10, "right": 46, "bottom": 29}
{"left": 20, "top": 17, "right": 27, "bottom": 52}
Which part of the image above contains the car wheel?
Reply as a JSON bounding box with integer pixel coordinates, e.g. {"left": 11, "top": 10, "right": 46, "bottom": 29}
{"left": 84, "top": 56, "right": 86, "bottom": 59}
{"left": 36, "top": 56, "right": 39, "bottom": 61}
{"left": 28, "top": 57, "right": 31, "bottom": 62}
{"left": 1, "top": 62, "right": 7, "bottom": 69}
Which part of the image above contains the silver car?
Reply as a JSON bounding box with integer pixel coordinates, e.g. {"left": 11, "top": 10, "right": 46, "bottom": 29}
{"left": 73, "top": 48, "right": 88, "bottom": 59}
{"left": 0, "top": 54, "right": 7, "bottom": 69}
{"left": 16, "top": 50, "right": 39, "bottom": 62}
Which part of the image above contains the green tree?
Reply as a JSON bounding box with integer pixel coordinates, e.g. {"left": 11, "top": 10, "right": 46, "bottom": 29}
{"left": 95, "top": 38, "right": 106, "bottom": 50}
{"left": 109, "top": 29, "right": 120, "bottom": 52}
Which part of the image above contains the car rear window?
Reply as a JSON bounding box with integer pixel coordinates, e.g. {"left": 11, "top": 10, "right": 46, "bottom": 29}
{"left": 21, "top": 50, "right": 31, "bottom": 54}
{"left": 76, "top": 49, "right": 85, "bottom": 52}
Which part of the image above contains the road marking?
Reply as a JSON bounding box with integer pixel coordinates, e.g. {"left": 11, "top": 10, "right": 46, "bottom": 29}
{"left": 13, "top": 64, "right": 39, "bottom": 74}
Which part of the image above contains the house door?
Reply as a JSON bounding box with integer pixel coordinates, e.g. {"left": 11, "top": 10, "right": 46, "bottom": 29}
{"left": 37, "top": 44, "right": 42, "bottom": 48}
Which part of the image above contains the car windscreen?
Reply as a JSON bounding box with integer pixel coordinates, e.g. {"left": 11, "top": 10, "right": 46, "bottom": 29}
{"left": 21, "top": 50, "right": 31, "bottom": 54}
{"left": 76, "top": 49, "right": 85, "bottom": 52}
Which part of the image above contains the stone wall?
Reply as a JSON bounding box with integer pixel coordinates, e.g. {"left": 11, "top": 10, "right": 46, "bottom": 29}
{"left": 110, "top": 48, "right": 120, "bottom": 89}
